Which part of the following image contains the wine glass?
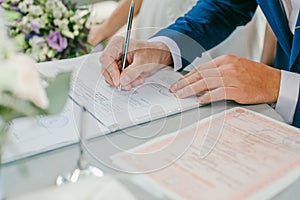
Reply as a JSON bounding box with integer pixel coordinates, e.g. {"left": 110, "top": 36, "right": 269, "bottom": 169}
{"left": 56, "top": 106, "right": 103, "bottom": 185}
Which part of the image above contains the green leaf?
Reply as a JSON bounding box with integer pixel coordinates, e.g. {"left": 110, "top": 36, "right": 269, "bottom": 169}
{"left": 45, "top": 71, "right": 72, "bottom": 115}
{"left": 0, "top": 71, "right": 72, "bottom": 122}
{"left": 0, "top": 93, "right": 44, "bottom": 122}
{"left": 4, "top": 11, "right": 21, "bottom": 21}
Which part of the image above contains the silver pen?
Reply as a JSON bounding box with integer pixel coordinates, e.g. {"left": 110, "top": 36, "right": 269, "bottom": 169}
{"left": 118, "top": 0, "right": 135, "bottom": 91}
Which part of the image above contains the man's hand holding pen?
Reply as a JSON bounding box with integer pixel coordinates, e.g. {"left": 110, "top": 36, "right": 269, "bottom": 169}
{"left": 100, "top": 36, "right": 173, "bottom": 90}
{"left": 100, "top": 0, "right": 173, "bottom": 91}
{"left": 100, "top": 36, "right": 280, "bottom": 106}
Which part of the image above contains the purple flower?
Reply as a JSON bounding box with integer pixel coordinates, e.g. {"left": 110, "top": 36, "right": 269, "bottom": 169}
{"left": 30, "top": 20, "right": 40, "bottom": 33}
{"left": 46, "top": 31, "right": 68, "bottom": 52}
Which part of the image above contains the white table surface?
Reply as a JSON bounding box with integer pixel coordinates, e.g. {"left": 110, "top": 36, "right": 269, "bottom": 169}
{"left": 1, "top": 54, "right": 300, "bottom": 199}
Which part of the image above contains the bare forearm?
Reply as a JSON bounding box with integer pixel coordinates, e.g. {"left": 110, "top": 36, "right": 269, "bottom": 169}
{"left": 102, "top": 0, "right": 143, "bottom": 39}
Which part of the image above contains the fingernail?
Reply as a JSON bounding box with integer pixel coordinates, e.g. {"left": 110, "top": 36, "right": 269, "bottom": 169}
{"left": 198, "top": 96, "right": 207, "bottom": 104}
{"left": 122, "top": 85, "right": 131, "bottom": 91}
{"left": 112, "top": 76, "right": 117, "bottom": 87}
{"left": 175, "top": 89, "right": 184, "bottom": 98}
{"left": 120, "top": 75, "right": 131, "bottom": 85}
{"left": 170, "top": 84, "right": 177, "bottom": 92}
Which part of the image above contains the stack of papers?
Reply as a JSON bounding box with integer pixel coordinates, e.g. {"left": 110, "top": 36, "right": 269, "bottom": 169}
{"left": 2, "top": 52, "right": 199, "bottom": 164}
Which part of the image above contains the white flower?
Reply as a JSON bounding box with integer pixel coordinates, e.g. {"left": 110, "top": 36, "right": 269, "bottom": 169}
{"left": 0, "top": 9, "right": 15, "bottom": 60}
{"left": 0, "top": 55, "right": 49, "bottom": 109}
{"left": 28, "top": 36, "right": 48, "bottom": 61}
{"left": 18, "top": 2, "right": 28, "bottom": 13}
{"left": 39, "top": 15, "right": 48, "bottom": 28}
{"left": 45, "top": 1, "right": 55, "bottom": 10}
{"left": 31, "top": 47, "right": 47, "bottom": 62}
{"left": 37, "top": 46, "right": 49, "bottom": 61}
{"left": 47, "top": 49, "right": 55, "bottom": 58}
{"left": 52, "top": 0, "right": 60, "bottom": 5}
{"left": 59, "top": 18, "right": 69, "bottom": 29}
{"left": 1, "top": 0, "right": 90, "bottom": 63}
{"left": 15, "top": 16, "right": 31, "bottom": 34}
{"left": 53, "top": 9, "right": 63, "bottom": 19}
{"left": 29, "top": 35, "right": 46, "bottom": 47}
{"left": 79, "top": 18, "right": 85, "bottom": 25}
{"left": 74, "top": 30, "right": 79, "bottom": 36}
{"left": 24, "top": 0, "right": 34, "bottom": 5}
{"left": 21, "top": 15, "right": 30, "bottom": 24}
{"left": 53, "top": 18, "right": 60, "bottom": 26}
{"left": 29, "top": 5, "right": 43, "bottom": 16}
{"left": 11, "top": 0, "right": 21, "bottom": 4}
{"left": 61, "top": 29, "right": 74, "bottom": 39}
{"left": 56, "top": 1, "right": 67, "bottom": 11}
{"left": 70, "top": 10, "right": 82, "bottom": 22}
{"left": 54, "top": 18, "right": 69, "bottom": 30}
{"left": 73, "top": 24, "right": 78, "bottom": 30}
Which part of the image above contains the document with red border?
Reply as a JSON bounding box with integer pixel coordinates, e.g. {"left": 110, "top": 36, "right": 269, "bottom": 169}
{"left": 112, "top": 107, "right": 300, "bottom": 200}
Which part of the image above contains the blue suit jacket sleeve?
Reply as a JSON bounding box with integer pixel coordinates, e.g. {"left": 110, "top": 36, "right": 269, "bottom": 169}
{"left": 152, "top": 0, "right": 258, "bottom": 68}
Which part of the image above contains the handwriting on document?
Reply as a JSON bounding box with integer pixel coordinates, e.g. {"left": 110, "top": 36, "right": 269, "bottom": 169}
{"left": 70, "top": 63, "right": 198, "bottom": 129}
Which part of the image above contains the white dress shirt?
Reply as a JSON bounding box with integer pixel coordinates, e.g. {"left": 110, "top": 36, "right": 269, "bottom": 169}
{"left": 150, "top": 1, "right": 300, "bottom": 124}
{"left": 275, "top": 0, "right": 300, "bottom": 124}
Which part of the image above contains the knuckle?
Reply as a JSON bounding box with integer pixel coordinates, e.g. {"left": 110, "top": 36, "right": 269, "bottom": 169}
{"left": 106, "top": 65, "right": 116, "bottom": 75}
{"left": 220, "top": 54, "right": 236, "bottom": 61}
{"left": 184, "top": 85, "right": 194, "bottom": 95}
{"left": 219, "top": 67, "right": 227, "bottom": 76}
{"left": 100, "top": 54, "right": 106, "bottom": 64}
{"left": 182, "top": 77, "right": 192, "bottom": 86}
{"left": 198, "top": 79, "right": 208, "bottom": 91}
{"left": 101, "top": 63, "right": 107, "bottom": 73}
{"left": 195, "top": 71, "right": 203, "bottom": 79}
{"left": 224, "top": 64, "right": 239, "bottom": 74}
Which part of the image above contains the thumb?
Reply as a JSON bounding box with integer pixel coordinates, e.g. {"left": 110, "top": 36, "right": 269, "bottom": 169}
{"left": 120, "top": 59, "right": 143, "bottom": 86}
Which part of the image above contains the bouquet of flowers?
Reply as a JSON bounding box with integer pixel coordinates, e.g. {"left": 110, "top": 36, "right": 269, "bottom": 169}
{"left": 1, "top": 0, "right": 91, "bottom": 62}
{"left": 0, "top": 7, "right": 71, "bottom": 162}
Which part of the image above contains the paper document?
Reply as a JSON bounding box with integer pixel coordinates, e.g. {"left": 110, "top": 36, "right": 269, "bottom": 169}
{"left": 2, "top": 53, "right": 110, "bottom": 164}
{"left": 70, "top": 55, "right": 199, "bottom": 130}
{"left": 2, "top": 100, "right": 109, "bottom": 164}
{"left": 112, "top": 107, "right": 300, "bottom": 200}
{"left": 2, "top": 52, "right": 199, "bottom": 164}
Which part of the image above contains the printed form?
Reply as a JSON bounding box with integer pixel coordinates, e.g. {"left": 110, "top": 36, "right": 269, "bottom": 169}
{"left": 2, "top": 99, "right": 109, "bottom": 164}
{"left": 2, "top": 54, "right": 109, "bottom": 164}
{"left": 112, "top": 108, "right": 300, "bottom": 200}
{"left": 3, "top": 52, "right": 199, "bottom": 163}
{"left": 70, "top": 54, "right": 199, "bottom": 130}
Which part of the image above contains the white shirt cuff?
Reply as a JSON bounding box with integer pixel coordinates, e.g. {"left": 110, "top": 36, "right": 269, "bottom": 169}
{"left": 148, "top": 36, "right": 182, "bottom": 71}
{"left": 275, "top": 70, "right": 300, "bottom": 124}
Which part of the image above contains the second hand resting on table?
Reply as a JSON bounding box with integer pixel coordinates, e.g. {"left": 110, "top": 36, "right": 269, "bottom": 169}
{"left": 100, "top": 36, "right": 281, "bottom": 105}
